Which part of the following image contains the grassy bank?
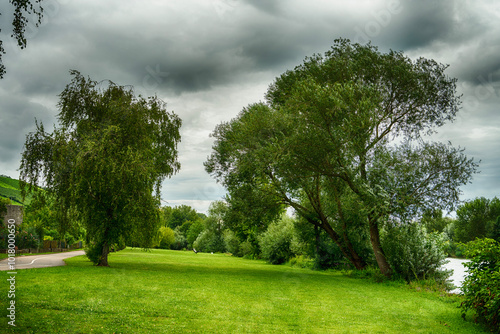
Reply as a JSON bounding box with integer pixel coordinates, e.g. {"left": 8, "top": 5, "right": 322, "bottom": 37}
{"left": 0, "top": 248, "right": 486, "bottom": 333}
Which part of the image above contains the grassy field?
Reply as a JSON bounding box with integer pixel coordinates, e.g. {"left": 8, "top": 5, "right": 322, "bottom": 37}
{"left": 0, "top": 248, "right": 487, "bottom": 333}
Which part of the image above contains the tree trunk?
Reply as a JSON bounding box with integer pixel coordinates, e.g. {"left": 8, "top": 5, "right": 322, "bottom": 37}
{"left": 321, "top": 221, "right": 367, "bottom": 270}
{"left": 97, "top": 242, "right": 110, "bottom": 267}
{"left": 368, "top": 217, "right": 391, "bottom": 277}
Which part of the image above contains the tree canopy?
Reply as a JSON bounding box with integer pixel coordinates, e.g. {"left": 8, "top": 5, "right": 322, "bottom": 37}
{"left": 20, "top": 70, "right": 182, "bottom": 266}
{"left": 206, "top": 39, "right": 478, "bottom": 276}
{"left": 455, "top": 197, "right": 500, "bottom": 243}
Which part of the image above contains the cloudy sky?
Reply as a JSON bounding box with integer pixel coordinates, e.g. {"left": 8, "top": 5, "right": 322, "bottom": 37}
{"left": 0, "top": 0, "right": 499, "bottom": 213}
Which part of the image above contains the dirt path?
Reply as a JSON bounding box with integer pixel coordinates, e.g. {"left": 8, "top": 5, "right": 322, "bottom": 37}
{"left": 0, "top": 250, "right": 85, "bottom": 271}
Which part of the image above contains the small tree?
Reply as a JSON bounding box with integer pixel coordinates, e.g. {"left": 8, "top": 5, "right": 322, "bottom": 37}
{"left": 381, "top": 222, "right": 450, "bottom": 282}
{"left": 258, "top": 215, "right": 296, "bottom": 265}
{"left": 170, "top": 227, "right": 187, "bottom": 250}
{"left": 20, "top": 71, "right": 181, "bottom": 266}
{"left": 156, "top": 226, "right": 175, "bottom": 249}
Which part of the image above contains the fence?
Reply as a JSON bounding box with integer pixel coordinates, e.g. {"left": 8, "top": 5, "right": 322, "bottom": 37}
{"left": 0, "top": 241, "right": 83, "bottom": 255}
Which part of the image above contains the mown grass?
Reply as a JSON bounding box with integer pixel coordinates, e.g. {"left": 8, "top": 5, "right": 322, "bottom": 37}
{"left": 0, "top": 248, "right": 487, "bottom": 333}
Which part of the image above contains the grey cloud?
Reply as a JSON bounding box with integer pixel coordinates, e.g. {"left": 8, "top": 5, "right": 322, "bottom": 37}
{"left": 0, "top": 92, "right": 54, "bottom": 164}
{"left": 1, "top": 0, "right": 499, "bottom": 210}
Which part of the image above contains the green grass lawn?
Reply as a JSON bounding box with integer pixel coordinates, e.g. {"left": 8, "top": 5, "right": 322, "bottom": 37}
{"left": 0, "top": 248, "right": 486, "bottom": 333}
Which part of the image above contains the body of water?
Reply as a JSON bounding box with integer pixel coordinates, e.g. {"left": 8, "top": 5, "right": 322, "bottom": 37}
{"left": 442, "top": 258, "right": 470, "bottom": 294}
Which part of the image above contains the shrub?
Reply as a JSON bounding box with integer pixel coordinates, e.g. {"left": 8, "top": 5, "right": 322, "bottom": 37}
{"left": 223, "top": 229, "right": 241, "bottom": 256}
{"left": 18, "top": 226, "right": 41, "bottom": 249}
{"left": 343, "top": 265, "right": 389, "bottom": 283}
{"left": 85, "top": 241, "right": 104, "bottom": 265}
{"left": 460, "top": 238, "right": 500, "bottom": 332}
{"left": 186, "top": 220, "right": 204, "bottom": 248}
{"left": 193, "top": 230, "right": 210, "bottom": 252}
{"left": 156, "top": 226, "right": 175, "bottom": 249}
{"left": 240, "top": 238, "right": 259, "bottom": 259}
{"left": 193, "top": 229, "right": 225, "bottom": 253}
{"left": 170, "top": 227, "right": 187, "bottom": 250}
{"left": 381, "top": 222, "right": 450, "bottom": 282}
{"left": 289, "top": 255, "right": 313, "bottom": 269}
{"left": 258, "top": 215, "right": 295, "bottom": 265}
{"left": 313, "top": 237, "right": 348, "bottom": 270}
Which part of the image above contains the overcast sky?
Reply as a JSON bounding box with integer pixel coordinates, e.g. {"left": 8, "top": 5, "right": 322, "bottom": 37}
{"left": 0, "top": 0, "right": 499, "bottom": 213}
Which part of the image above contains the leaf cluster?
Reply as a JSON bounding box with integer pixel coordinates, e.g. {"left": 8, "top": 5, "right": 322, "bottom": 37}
{"left": 460, "top": 238, "right": 500, "bottom": 332}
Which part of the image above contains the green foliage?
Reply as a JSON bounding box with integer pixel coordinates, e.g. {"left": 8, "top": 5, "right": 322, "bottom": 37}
{"left": 343, "top": 266, "right": 390, "bottom": 283}
{"left": 0, "top": 175, "right": 30, "bottom": 205}
{"left": 455, "top": 197, "right": 500, "bottom": 243}
{"left": 289, "top": 255, "right": 314, "bottom": 269}
{"left": 460, "top": 238, "right": 500, "bottom": 332}
{"left": 382, "top": 222, "right": 451, "bottom": 282}
{"left": 258, "top": 215, "right": 296, "bottom": 265}
{"left": 491, "top": 216, "right": 500, "bottom": 242}
{"left": 192, "top": 201, "right": 227, "bottom": 253}
{"left": 0, "top": 197, "right": 10, "bottom": 219}
{"left": 171, "top": 227, "right": 187, "bottom": 250}
{"left": 186, "top": 219, "right": 204, "bottom": 248}
{"left": 193, "top": 218, "right": 225, "bottom": 253}
{"left": 222, "top": 186, "right": 284, "bottom": 243}
{"left": 420, "top": 208, "right": 450, "bottom": 233}
{"left": 0, "top": 225, "right": 40, "bottom": 249}
{"left": 223, "top": 229, "right": 241, "bottom": 256}
{"left": 22, "top": 191, "right": 84, "bottom": 244}
{"left": 19, "top": 70, "right": 182, "bottom": 266}
{"left": 156, "top": 226, "right": 175, "bottom": 249}
{"left": 85, "top": 240, "right": 105, "bottom": 265}
{"left": 239, "top": 238, "right": 259, "bottom": 259}
{"left": 206, "top": 39, "right": 477, "bottom": 277}
{"left": 166, "top": 205, "right": 199, "bottom": 229}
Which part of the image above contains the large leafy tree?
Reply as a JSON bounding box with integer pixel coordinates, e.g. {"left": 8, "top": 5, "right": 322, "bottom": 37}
{"left": 206, "top": 39, "right": 478, "bottom": 276}
{"left": 0, "top": 0, "right": 44, "bottom": 78}
{"left": 206, "top": 101, "right": 369, "bottom": 269}
{"left": 455, "top": 197, "right": 500, "bottom": 243}
{"left": 20, "top": 70, "right": 182, "bottom": 266}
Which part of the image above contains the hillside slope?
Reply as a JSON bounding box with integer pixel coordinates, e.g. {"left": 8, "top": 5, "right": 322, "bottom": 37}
{"left": 0, "top": 174, "right": 30, "bottom": 205}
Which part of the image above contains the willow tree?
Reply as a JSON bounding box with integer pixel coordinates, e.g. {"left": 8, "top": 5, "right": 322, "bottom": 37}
{"left": 20, "top": 70, "right": 182, "bottom": 266}
{"left": 207, "top": 39, "right": 478, "bottom": 276}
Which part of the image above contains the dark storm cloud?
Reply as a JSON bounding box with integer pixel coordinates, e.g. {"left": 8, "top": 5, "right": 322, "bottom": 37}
{"left": 0, "top": 91, "right": 54, "bottom": 172}
{"left": 2, "top": 0, "right": 352, "bottom": 97}
{"left": 454, "top": 39, "right": 500, "bottom": 87}
{"left": 241, "top": 0, "right": 284, "bottom": 16}
{"left": 1, "top": 0, "right": 499, "bottom": 211}
{"left": 388, "top": 1, "right": 457, "bottom": 49}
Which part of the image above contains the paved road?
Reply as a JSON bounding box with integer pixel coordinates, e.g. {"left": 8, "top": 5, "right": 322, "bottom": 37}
{"left": 0, "top": 250, "right": 85, "bottom": 271}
